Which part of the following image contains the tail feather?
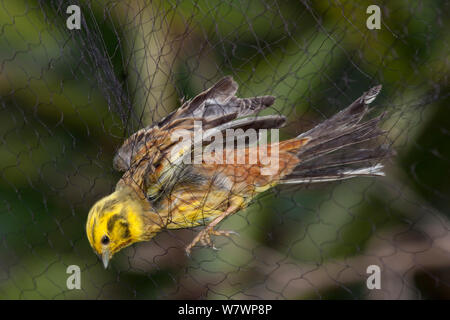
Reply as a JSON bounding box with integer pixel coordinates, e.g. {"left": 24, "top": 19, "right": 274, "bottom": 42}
{"left": 297, "top": 85, "right": 382, "bottom": 141}
{"left": 281, "top": 85, "right": 391, "bottom": 184}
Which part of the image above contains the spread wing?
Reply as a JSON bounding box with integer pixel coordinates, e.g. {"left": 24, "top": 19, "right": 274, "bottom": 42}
{"left": 114, "top": 76, "right": 285, "bottom": 201}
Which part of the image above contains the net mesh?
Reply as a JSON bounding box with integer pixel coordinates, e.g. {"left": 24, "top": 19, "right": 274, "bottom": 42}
{"left": 0, "top": 0, "right": 449, "bottom": 299}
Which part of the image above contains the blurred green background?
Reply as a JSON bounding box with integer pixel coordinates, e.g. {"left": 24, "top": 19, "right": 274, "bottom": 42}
{"left": 0, "top": 0, "right": 449, "bottom": 299}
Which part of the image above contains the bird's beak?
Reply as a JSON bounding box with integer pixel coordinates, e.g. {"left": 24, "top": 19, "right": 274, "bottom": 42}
{"left": 102, "top": 248, "right": 110, "bottom": 269}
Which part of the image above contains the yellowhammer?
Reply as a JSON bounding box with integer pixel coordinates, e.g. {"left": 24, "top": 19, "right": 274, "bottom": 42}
{"left": 86, "top": 76, "right": 391, "bottom": 268}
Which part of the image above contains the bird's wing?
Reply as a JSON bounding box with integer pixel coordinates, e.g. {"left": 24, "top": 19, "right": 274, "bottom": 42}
{"left": 114, "top": 76, "right": 285, "bottom": 202}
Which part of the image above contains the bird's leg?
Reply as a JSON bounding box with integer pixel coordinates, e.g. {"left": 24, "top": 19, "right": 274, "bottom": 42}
{"left": 185, "top": 198, "right": 243, "bottom": 255}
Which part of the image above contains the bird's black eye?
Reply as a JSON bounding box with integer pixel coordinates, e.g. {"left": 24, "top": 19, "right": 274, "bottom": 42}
{"left": 101, "top": 235, "right": 110, "bottom": 245}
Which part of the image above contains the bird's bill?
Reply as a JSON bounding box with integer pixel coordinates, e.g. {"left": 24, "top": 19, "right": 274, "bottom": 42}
{"left": 102, "top": 249, "right": 110, "bottom": 269}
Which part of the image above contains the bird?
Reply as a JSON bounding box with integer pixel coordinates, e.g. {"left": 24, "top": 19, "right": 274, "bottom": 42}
{"left": 86, "top": 76, "right": 391, "bottom": 268}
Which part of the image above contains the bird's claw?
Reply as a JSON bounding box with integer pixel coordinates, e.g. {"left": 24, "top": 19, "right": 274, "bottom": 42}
{"left": 185, "top": 228, "right": 238, "bottom": 255}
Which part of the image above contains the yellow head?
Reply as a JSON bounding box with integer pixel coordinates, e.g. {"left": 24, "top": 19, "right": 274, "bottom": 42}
{"left": 86, "top": 188, "right": 156, "bottom": 268}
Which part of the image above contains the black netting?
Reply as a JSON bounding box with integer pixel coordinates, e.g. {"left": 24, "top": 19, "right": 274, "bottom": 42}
{"left": 0, "top": 0, "right": 449, "bottom": 299}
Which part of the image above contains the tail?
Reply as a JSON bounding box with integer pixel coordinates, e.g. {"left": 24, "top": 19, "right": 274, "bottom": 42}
{"left": 280, "top": 85, "right": 392, "bottom": 184}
